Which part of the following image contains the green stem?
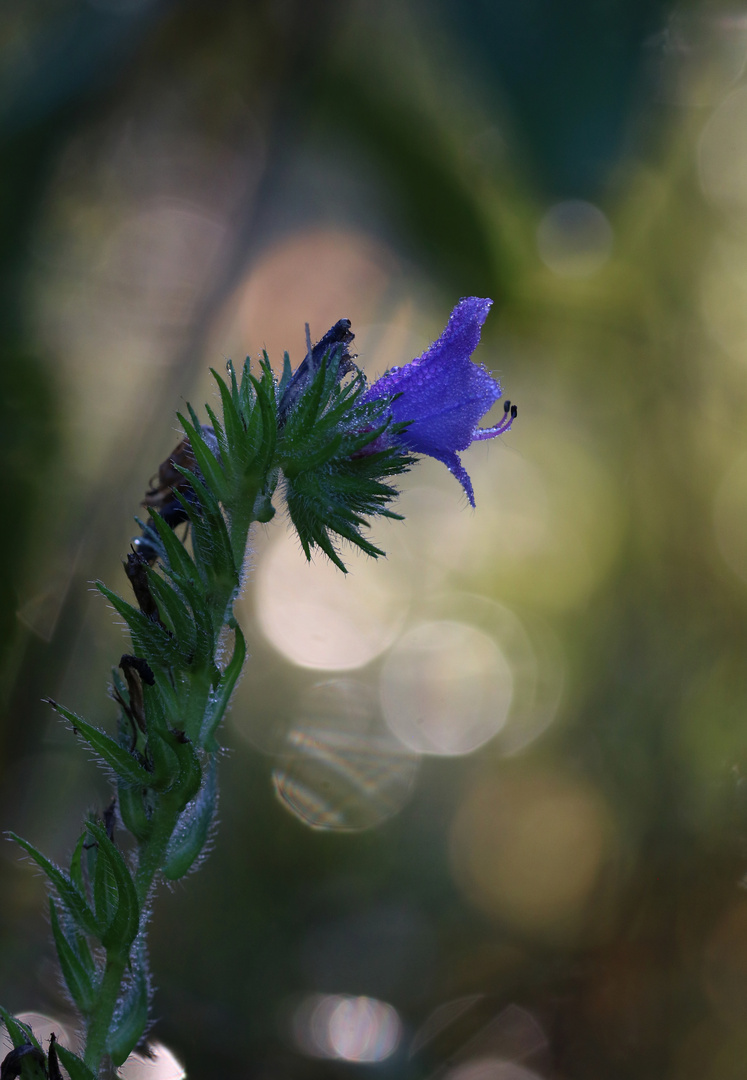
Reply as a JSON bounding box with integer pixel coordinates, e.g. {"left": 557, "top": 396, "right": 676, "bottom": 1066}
{"left": 97, "top": 1056, "right": 118, "bottom": 1080}
{"left": 228, "top": 493, "right": 258, "bottom": 574}
{"left": 182, "top": 665, "right": 215, "bottom": 745}
{"left": 84, "top": 954, "right": 128, "bottom": 1074}
{"left": 81, "top": 494, "right": 258, "bottom": 1075}
{"left": 134, "top": 800, "right": 181, "bottom": 906}
{"left": 83, "top": 801, "right": 180, "bottom": 1076}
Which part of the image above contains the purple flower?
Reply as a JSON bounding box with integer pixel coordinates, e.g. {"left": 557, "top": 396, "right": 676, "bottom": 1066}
{"left": 363, "top": 297, "right": 516, "bottom": 507}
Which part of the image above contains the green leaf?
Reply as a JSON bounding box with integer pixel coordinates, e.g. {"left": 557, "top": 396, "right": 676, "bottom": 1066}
{"left": 92, "top": 835, "right": 118, "bottom": 933}
{"left": 143, "top": 573, "right": 197, "bottom": 653}
{"left": 106, "top": 956, "right": 149, "bottom": 1067}
{"left": 49, "top": 900, "right": 96, "bottom": 1015}
{"left": 283, "top": 441, "right": 412, "bottom": 571}
{"left": 0, "top": 1008, "right": 41, "bottom": 1050}
{"left": 0, "top": 1012, "right": 48, "bottom": 1080}
{"left": 143, "top": 511, "right": 202, "bottom": 595}
{"left": 8, "top": 834, "right": 100, "bottom": 938}
{"left": 248, "top": 359, "right": 278, "bottom": 473}
{"left": 239, "top": 356, "right": 258, "bottom": 421}
{"left": 141, "top": 692, "right": 180, "bottom": 791}
{"left": 213, "top": 370, "right": 247, "bottom": 459}
{"left": 277, "top": 350, "right": 292, "bottom": 398}
{"left": 52, "top": 1044, "right": 96, "bottom": 1080}
{"left": 225, "top": 357, "right": 241, "bottom": 414}
{"left": 176, "top": 413, "right": 227, "bottom": 502}
{"left": 171, "top": 470, "right": 236, "bottom": 595}
{"left": 47, "top": 701, "right": 155, "bottom": 789}
{"left": 97, "top": 584, "right": 185, "bottom": 670}
{"left": 86, "top": 823, "right": 140, "bottom": 952}
{"left": 200, "top": 623, "right": 246, "bottom": 751}
{"left": 69, "top": 831, "right": 86, "bottom": 896}
{"left": 117, "top": 782, "right": 152, "bottom": 844}
{"left": 163, "top": 757, "right": 217, "bottom": 879}
{"left": 274, "top": 347, "right": 413, "bottom": 570}
{"left": 147, "top": 665, "right": 183, "bottom": 728}
{"left": 203, "top": 402, "right": 229, "bottom": 460}
{"left": 155, "top": 729, "right": 202, "bottom": 808}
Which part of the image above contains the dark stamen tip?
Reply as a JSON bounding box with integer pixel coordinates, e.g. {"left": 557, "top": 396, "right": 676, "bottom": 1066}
{"left": 503, "top": 400, "right": 511, "bottom": 413}
{"left": 510, "top": 404, "right": 518, "bottom": 418}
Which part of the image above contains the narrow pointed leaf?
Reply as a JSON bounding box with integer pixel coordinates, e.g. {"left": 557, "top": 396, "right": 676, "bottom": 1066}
{"left": 97, "top": 584, "right": 184, "bottom": 669}
{"left": 277, "top": 350, "right": 292, "bottom": 398}
{"left": 0, "top": 1009, "right": 41, "bottom": 1051}
{"left": 52, "top": 1045, "right": 96, "bottom": 1080}
{"left": 203, "top": 403, "right": 228, "bottom": 459}
{"left": 239, "top": 361, "right": 257, "bottom": 421}
{"left": 49, "top": 900, "right": 96, "bottom": 1014}
{"left": 176, "top": 414, "right": 226, "bottom": 500}
{"left": 201, "top": 623, "right": 246, "bottom": 750}
{"left": 8, "top": 834, "right": 100, "bottom": 937}
{"left": 69, "top": 831, "right": 86, "bottom": 896}
{"left": 144, "top": 511, "right": 202, "bottom": 593}
{"left": 226, "top": 357, "right": 241, "bottom": 412}
{"left": 144, "top": 573, "right": 197, "bottom": 649}
{"left": 93, "top": 837, "right": 118, "bottom": 932}
{"left": 47, "top": 702, "right": 154, "bottom": 788}
{"left": 117, "top": 782, "right": 152, "bottom": 844}
{"left": 155, "top": 729, "right": 202, "bottom": 808}
{"left": 86, "top": 823, "right": 140, "bottom": 951}
{"left": 213, "top": 370, "right": 247, "bottom": 455}
{"left": 163, "top": 758, "right": 217, "bottom": 879}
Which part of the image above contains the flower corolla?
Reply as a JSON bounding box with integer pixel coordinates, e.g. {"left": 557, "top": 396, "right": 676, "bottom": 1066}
{"left": 363, "top": 296, "right": 515, "bottom": 506}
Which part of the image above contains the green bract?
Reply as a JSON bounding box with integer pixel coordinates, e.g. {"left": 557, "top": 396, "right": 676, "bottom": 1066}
{"left": 278, "top": 347, "right": 414, "bottom": 571}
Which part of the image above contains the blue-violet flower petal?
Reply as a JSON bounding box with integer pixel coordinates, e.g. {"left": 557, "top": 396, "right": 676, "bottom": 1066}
{"left": 364, "top": 297, "right": 515, "bottom": 506}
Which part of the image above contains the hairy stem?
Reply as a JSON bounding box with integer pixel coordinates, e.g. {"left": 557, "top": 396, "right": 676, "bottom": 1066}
{"left": 83, "top": 508, "right": 256, "bottom": 1076}
{"left": 134, "top": 802, "right": 182, "bottom": 907}
{"left": 84, "top": 954, "right": 129, "bottom": 1075}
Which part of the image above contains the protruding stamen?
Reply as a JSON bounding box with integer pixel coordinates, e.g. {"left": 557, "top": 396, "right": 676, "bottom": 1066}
{"left": 471, "top": 397, "right": 518, "bottom": 442}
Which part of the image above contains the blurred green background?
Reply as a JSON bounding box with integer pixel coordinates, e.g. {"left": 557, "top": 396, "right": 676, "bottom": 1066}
{"left": 6, "top": 0, "right": 747, "bottom": 1077}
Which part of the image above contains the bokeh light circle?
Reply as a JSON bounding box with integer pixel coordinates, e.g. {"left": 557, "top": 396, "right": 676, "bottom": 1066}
{"left": 450, "top": 770, "right": 617, "bottom": 940}
{"left": 393, "top": 424, "right": 623, "bottom": 614}
{"left": 409, "top": 594, "right": 564, "bottom": 758}
{"left": 380, "top": 620, "right": 513, "bottom": 756}
{"left": 119, "top": 1042, "right": 186, "bottom": 1079}
{"left": 213, "top": 228, "right": 397, "bottom": 371}
{"left": 292, "top": 993, "right": 402, "bottom": 1062}
{"left": 272, "top": 678, "right": 419, "bottom": 830}
{"left": 536, "top": 200, "right": 613, "bottom": 278}
{"left": 255, "top": 527, "right": 411, "bottom": 670}
{"left": 395, "top": 459, "right": 549, "bottom": 579}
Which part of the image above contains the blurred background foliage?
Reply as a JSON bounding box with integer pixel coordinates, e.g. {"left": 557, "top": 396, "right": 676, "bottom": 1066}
{"left": 5, "top": 0, "right": 747, "bottom": 1077}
